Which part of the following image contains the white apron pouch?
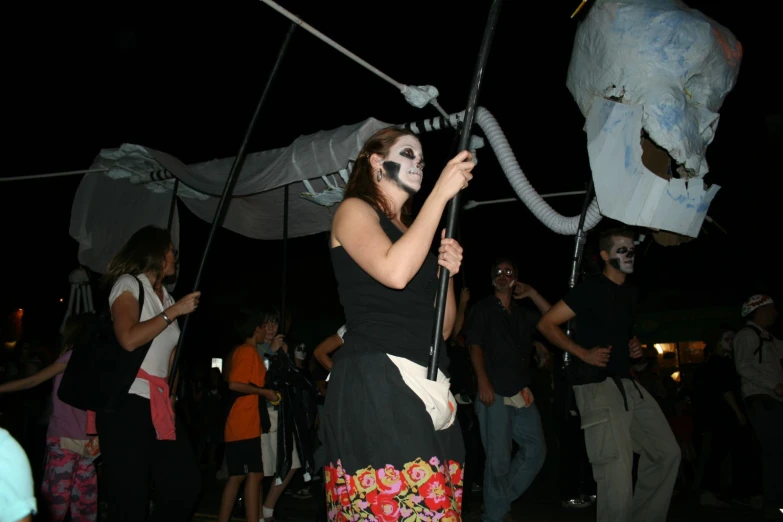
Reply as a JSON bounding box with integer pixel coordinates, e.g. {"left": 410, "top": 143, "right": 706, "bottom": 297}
{"left": 387, "top": 354, "right": 457, "bottom": 431}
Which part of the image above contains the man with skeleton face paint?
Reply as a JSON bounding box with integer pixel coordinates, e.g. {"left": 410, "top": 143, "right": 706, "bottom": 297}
{"left": 538, "top": 228, "right": 680, "bottom": 522}
{"left": 607, "top": 237, "right": 635, "bottom": 275}
{"left": 464, "top": 257, "right": 552, "bottom": 522}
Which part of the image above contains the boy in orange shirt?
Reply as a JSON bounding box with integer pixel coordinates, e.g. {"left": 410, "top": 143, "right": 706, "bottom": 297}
{"left": 217, "top": 311, "right": 280, "bottom": 522}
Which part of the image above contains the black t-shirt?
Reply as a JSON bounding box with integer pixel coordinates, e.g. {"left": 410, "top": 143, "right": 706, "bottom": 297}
{"left": 446, "top": 336, "right": 474, "bottom": 395}
{"left": 464, "top": 295, "right": 540, "bottom": 396}
{"left": 563, "top": 273, "right": 638, "bottom": 385}
{"left": 701, "top": 354, "right": 741, "bottom": 425}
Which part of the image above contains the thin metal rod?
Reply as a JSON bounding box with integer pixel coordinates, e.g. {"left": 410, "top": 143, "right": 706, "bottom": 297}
{"left": 281, "top": 184, "right": 289, "bottom": 333}
{"left": 463, "top": 191, "right": 587, "bottom": 209}
{"left": 0, "top": 168, "right": 108, "bottom": 182}
{"left": 259, "top": 0, "right": 403, "bottom": 90}
{"left": 166, "top": 179, "right": 180, "bottom": 232}
{"left": 704, "top": 215, "right": 727, "bottom": 234}
{"left": 562, "top": 179, "right": 595, "bottom": 367}
{"left": 169, "top": 22, "right": 297, "bottom": 386}
{"left": 428, "top": 0, "right": 504, "bottom": 381}
{"left": 258, "top": 0, "right": 450, "bottom": 119}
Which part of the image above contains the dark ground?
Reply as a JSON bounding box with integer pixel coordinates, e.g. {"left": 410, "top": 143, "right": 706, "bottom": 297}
{"left": 185, "top": 469, "right": 768, "bottom": 522}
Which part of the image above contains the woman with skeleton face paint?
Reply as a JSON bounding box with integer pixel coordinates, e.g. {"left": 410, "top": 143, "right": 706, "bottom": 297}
{"left": 323, "top": 127, "right": 474, "bottom": 519}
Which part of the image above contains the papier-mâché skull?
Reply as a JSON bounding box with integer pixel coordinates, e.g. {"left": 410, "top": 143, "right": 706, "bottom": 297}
{"left": 566, "top": 0, "right": 742, "bottom": 238}
{"left": 568, "top": 0, "right": 742, "bottom": 178}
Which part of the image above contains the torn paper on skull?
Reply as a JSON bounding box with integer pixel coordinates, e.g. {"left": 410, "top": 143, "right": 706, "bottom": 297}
{"left": 586, "top": 97, "right": 720, "bottom": 236}
{"left": 566, "top": 0, "right": 741, "bottom": 236}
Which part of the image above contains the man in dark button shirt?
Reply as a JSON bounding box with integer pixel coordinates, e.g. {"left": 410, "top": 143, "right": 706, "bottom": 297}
{"left": 538, "top": 227, "right": 680, "bottom": 522}
{"left": 464, "top": 257, "right": 551, "bottom": 522}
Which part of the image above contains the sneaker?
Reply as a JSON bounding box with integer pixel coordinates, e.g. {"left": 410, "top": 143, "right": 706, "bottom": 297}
{"left": 699, "top": 491, "right": 730, "bottom": 508}
{"left": 730, "top": 495, "right": 753, "bottom": 507}
{"left": 561, "top": 497, "right": 593, "bottom": 509}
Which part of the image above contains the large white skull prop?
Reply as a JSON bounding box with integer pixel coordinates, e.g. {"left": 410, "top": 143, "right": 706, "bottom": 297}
{"left": 566, "top": 0, "right": 742, "bottom": 237}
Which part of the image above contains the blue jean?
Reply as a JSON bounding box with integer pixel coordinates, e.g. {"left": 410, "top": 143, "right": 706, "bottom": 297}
{"left": 476, "top": 394, "right": 546, "bottom": 522}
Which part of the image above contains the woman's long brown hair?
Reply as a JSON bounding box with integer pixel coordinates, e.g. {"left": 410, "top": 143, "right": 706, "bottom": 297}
{"left": 344, "top": 127, "right": 418, "bottom": 225}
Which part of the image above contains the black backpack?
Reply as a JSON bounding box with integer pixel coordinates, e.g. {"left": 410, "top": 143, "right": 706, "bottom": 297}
{"left": 58, "top": 277, "right": 153, "bottom": 414}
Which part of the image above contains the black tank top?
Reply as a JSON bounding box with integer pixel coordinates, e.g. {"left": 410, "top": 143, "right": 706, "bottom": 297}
{"left": 330, "top": 209, "right": 449, "bottom": 372}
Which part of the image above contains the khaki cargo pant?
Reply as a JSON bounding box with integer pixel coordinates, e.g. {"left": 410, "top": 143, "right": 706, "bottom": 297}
{"left": 573, "top": 378, "right": 680, "bottom": 522}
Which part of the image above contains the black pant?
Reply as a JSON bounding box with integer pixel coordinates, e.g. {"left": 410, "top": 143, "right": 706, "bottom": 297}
{"left": 556, "top": 411, "right": 595, "bottom": 499}
{"left": 457, "top": 403, "right": 484, "bottom": 497}
{"left": 702, "top": 419, "right": 740, "bottom": 493}
{"left": 745, "top": 396, "right": 783, "bottom": 511}
{"left": 554, "top": 377, "right": 595, "bottom": 500}
{"left": 96, "top": 394, "right": 201, "bottom": 522}
{"left": 732, "top": 424, "right": 762, "bottom": 497}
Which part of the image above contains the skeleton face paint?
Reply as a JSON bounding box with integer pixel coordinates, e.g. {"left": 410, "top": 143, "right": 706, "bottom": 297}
{"left": 608, "top": 237, "right": 636, "bottom": 274}
{"left": 382, "top": 136, "right": 424, "bottom": 195}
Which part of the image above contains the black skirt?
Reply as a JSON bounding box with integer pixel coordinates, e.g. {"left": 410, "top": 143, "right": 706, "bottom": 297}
{"left": 323, "top": 344, "right": 465, "bottom": 521}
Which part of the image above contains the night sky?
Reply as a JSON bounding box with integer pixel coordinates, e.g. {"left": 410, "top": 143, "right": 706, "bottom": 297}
{"left": 3, "top": 1, "right": 779, "bottom": 362}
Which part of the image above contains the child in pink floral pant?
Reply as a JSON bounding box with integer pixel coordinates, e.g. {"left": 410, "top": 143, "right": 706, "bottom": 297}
{"left": 41, "top": 436, "right": 98, "bottom": 522}
{"left": 0, "top": 316, "right": 97, "bottom": 521}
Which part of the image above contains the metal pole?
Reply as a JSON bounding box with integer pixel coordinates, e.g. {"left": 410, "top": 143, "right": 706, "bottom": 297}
{"left": 281, "top": 184, "right": 289, "bottom": 333}
{"left": 166, "top": 178, "right": 180, "bottom": 232}
{"left": 428, "top": 0, "right": 504, "bottom": 380}
{"left": 169, "top": 22, "right": 297, "bottom": 386}
{"left": 463, "top": 191, "right": 588, "bottom": 209}
{"left": 455, "top": 216, "right": 467, "bottom": 289}
{"left": 447, "top": 123, "right": 467, "bottom": 289}
{"left": 0, "top": 167, "right": 108, "bottom": 182}
{"left": 562, "top": 178, "right": 595, "bottom": 367}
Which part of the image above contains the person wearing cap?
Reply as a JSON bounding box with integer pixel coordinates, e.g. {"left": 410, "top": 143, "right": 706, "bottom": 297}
{"left": 733, "top": 294, "right": 782, "bottom": 520}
